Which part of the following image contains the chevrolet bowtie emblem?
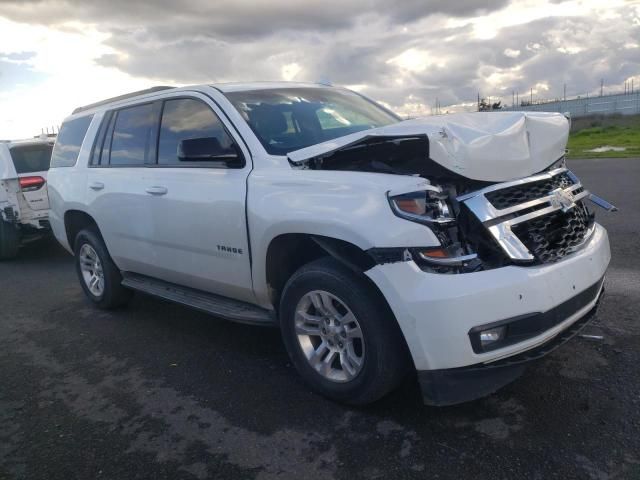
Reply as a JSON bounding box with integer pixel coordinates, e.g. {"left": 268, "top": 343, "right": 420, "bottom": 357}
{"left": 550, "top": 188, "right": 575, "bottom": 212}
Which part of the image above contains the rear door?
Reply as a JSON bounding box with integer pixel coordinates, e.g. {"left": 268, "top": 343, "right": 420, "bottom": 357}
{"left": 9, "top": 143, "right": 53, "bottom": 211}
{"left": 86, "top": 102, "right": 161, "bottom": 274}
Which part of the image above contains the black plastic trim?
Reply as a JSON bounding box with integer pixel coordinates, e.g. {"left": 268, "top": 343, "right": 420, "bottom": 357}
{"left": 366, "top": 247, "right": 408, "bottom": 265}
{"left": 121, "top": 272, "right": 275, "bottom": 326}
{"left": 311, "top": 236, "right": 376, "bottom": 273}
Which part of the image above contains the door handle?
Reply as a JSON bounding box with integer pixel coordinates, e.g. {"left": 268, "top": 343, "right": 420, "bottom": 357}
{"left": 145, "top": 186, "right": 168, "bottom": 196}
{"left": 89, "top": 182, "right": 104, "bottom": 191}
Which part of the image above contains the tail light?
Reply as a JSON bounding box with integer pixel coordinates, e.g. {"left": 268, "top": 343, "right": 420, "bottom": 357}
{"left": 19, "top": 176, "right": 46, "bottom": 192}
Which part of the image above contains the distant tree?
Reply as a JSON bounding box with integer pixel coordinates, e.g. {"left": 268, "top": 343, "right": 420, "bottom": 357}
{"left": 478, "top": 98, "right": 502, "bottom": 111}
{"left": 478, "top": 98, "right": 491, "bottom": 111}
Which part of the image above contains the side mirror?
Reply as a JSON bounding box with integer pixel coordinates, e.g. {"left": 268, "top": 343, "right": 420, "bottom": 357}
{"left": 177, "top": 137, "right": 242, "bottom": 165}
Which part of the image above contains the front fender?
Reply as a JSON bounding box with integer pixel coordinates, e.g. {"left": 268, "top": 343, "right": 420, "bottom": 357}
{"left": 247, "top": 169, "right": 441, "bottom": 307}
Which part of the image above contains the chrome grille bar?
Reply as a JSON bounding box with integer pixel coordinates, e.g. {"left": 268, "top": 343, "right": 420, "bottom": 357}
{"left": 459, "top": 169, "right": 591, "bottom": 261}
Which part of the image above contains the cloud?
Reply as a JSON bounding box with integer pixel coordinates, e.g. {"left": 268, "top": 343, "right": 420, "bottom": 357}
{"left": 0, "top": 0, "right": 639, "bottom": 136}
{"left": 0, "top": 51, "right": 37, "bottom": 62}
{"left": 0, "top": 0, "right": 510, "bottom": 38}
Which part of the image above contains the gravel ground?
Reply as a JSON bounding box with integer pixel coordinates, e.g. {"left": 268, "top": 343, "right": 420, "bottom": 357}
{"left": 1, "top": 158, "right": 638, "bottom": 480}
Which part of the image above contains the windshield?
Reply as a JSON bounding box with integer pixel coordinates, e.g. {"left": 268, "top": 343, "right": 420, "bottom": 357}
{"left": 224, "top": 87, "right": 399, "bottom": 156}
{"left": 10, "top": 144, "right": 53, "bottom": 174}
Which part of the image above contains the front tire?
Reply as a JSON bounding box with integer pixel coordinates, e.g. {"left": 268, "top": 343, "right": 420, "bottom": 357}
{"left": 280, "top": 257, "right": 410, "bottom": 405}
{"left": 0, "top": 220, "right": 20, "bottom": 260}
{"left": 74, "top": 228, "right": 132, "bottom": 309}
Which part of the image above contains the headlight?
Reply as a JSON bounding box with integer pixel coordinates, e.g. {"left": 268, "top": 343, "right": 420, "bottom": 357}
{"left": 380, "top": 187, "right": 480, "bottom": 273}
{"left": 388, "top": 189, "right": 455, "bottom": 226}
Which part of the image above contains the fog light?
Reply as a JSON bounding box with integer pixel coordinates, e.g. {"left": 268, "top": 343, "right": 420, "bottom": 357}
{"left": 479, "top": 326, "right": 507, "bottom": 347}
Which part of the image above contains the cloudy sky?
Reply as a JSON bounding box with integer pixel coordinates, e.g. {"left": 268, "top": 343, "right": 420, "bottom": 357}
{"left": 1, "top": 0, "right": 639, "bottom": 138}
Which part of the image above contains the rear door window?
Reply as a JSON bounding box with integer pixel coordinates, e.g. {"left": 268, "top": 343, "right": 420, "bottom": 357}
{"left": 109, "top": 103, "right": 157, "bottom": 166}
{"left": 51, "top": 114, "right": 94, "bottom": 167}
{"left": 10, "top": 144, "right": 53, "bottom": 173}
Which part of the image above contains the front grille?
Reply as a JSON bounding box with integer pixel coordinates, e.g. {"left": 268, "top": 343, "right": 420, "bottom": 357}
{"left": 486, "top": 172, "right": 575, "bottom": 210}
{"left": 459, "top": 168, "right": 593, "bottom": 265}
{"left": 512, "top": 202, "right": 594, "bottom": 263}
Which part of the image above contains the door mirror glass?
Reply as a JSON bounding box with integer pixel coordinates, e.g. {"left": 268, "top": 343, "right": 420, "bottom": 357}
{"left": 177, "top": 137, "right": 240, "bottom": 164}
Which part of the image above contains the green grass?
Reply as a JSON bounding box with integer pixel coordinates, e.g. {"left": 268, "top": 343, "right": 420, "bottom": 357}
{"left": 567, "top": 124, "right": 640, "bottom": 158}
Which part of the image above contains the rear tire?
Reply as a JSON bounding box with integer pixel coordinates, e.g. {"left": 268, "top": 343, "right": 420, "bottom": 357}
{"left": 0, "top": 220, "right": 20, "bottom": 260}
{"left": 280, "top": 257, "right": 410, "bottom": 405}
{"left": 74, "top": 228, "right": 132, "bottom": 309}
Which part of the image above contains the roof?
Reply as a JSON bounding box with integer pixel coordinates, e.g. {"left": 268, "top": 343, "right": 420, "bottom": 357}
{"left": 4, "top": 136, "right": 55, "bottom": 148}
{"left": 70, "top": 81, "right": 335, "bottom": 116}
{"left": 211, "top": 81, "right": 333, "bottom": 93}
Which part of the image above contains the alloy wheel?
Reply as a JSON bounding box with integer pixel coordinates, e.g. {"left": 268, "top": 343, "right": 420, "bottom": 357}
{"left": 79, "top": 243, "right": 104, "bottom": 297}
{"left": 294, "top": 290, "right": 365, "bottom": 383}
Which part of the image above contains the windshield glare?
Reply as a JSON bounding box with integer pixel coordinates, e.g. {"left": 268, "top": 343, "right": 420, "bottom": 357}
{"left": 224, "top": 87, "right": 399, "bottom": 156}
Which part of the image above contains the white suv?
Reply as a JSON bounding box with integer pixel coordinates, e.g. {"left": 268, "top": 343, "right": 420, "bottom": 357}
{"left": 47, "top": 83, "right": 614, "bottom": 405}
{"left": 0, "top": 136, "right": 55, "bottom": 259}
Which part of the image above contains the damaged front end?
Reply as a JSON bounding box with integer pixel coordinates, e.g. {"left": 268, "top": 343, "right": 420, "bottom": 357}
{"left": 289, "top": 134, "right": 499, "bottom": 273}
{"left": 289, "top": 128, "right": 616, "bottom": 274}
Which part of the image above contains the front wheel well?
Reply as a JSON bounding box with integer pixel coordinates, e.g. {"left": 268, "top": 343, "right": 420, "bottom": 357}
{"left": 265, "top": 234, "right": 376, "bottom": 310}
{"left": 64, "top": 210, "right": 99, "bottom": 249}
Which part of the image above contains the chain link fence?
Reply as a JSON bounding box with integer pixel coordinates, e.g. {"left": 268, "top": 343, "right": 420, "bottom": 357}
{"left": 502, "top": 92, "right": 640, "bottom": 118}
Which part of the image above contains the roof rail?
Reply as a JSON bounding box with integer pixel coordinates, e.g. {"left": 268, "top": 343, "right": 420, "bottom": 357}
{"left": 72, "top": 86, "right": 175, "bottom": 114}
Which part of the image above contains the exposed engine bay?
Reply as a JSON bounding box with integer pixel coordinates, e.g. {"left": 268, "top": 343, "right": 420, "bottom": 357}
{"left": 298, "top": 134, "right": 492, "bottom": 191}
{"left": 296, "top": 134, "right": 524, "bottom": 273}
{"left": 294, "top": 134, "right": 612, "bottom": 275}
{"left": 288, "top": 112, "right": 616, "bottom": 275}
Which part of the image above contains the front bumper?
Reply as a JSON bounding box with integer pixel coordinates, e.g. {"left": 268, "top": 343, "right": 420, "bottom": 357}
{"left": 365, "top": 223, "right": 610, "bottom": 372}
{"left": 418, "top": 282, "right": 603, "bottom": 405}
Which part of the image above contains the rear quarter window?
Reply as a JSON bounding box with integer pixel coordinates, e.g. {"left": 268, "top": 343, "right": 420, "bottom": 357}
{"left": 10, "top": 144, "right": 53, "bottom": 174}
{"left": 51, "top": 114, "right": 94, "bottom": 167}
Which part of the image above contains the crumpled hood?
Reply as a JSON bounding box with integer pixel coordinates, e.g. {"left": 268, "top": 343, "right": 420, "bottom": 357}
{"left": 288, "top": 111, "right": 570, "bottom": 182}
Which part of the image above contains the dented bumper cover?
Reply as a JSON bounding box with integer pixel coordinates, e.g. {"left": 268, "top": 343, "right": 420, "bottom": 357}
{"left": 365, "top": 223, "right": 610, "bottom": 402}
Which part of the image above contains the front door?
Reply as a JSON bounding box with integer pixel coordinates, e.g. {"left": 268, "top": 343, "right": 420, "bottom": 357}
{"left": 141, "top": 94, "right": 254, "bottom": 303}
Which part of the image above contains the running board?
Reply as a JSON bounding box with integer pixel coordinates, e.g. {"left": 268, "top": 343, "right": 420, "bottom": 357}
{"left": 121, "top": 272, "right": 275, "bottom": 326}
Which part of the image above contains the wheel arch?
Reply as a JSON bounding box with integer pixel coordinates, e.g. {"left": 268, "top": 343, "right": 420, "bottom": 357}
{"left": 264, "top": 233, "right": 377, "bottom": 312}
{"left": 64, "top": 209, "right": 100, "bottom": 250}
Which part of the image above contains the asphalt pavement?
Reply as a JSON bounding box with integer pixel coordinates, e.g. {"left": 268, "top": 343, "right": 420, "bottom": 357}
{"left": 1, "top": 158, "right": 639, "bottom": 479}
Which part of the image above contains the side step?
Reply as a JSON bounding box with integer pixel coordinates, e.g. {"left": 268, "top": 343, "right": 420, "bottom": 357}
{"left": 121, "top": 272, "right": 276, "bottom": 326}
